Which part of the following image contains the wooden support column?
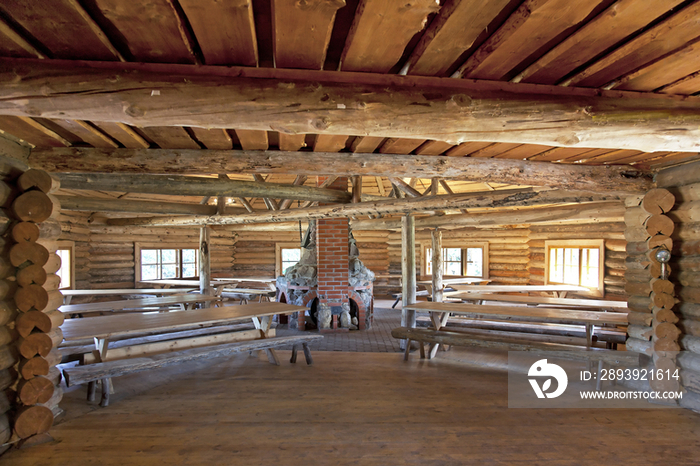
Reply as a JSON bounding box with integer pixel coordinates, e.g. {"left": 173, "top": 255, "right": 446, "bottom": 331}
{"left": 199, "top": 226, "right": 212, "bottom": 305}
{"left": 431, "top": 229, "right": 443, "bottom": 303}
{"left": 401, "top": 214, "right": 416, "bottom": 350}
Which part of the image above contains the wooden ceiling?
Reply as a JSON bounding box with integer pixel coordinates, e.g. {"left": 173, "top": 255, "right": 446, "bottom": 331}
{"left": 0, "top": 0, "right": 699, "bottom": 215}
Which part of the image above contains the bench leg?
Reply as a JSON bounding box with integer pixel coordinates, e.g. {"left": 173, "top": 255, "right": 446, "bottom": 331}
{"left": 87, "top": 381, "right": 96, "bottom": 402}
{"left": 595, "top": 360, "right": 604, "bottom": 392}
{"left": 419, "top": 342, "right": 426, "bottom": 359}
{"left": 404, "top": 339, "right": 412, "bottom": 361}
{"left": 290, "top": 345, "right": 298, "bottom": 363}
{"left": 265, "top": 348, "right": 280, "bottom": 366}
{"left": 392, "top": 298, "right": 400, "bottom": 309}
{"left": 100, "top": 378, "right": 110, "bottom": 407}
{"left": 302, "top": 343, "right": 313, "bottom": 365}
{"left": 429, "top": 343, "right": 440, "bottom": 359}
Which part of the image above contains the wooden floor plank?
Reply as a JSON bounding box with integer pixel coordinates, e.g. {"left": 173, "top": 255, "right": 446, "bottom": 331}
{"left": 3, "top": 352, "right": 700, "bottom": 465}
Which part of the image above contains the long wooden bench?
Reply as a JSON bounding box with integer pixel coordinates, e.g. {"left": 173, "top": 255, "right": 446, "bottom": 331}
{"left": 392, "top": 327, "right": 639, "bottom": 367}
{"left": 63, "top": 334, "right": 324, "bottom": 407}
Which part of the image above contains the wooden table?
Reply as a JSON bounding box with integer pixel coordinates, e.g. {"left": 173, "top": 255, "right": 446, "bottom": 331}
{"left": 61, "top": 288, "right": 198, "bottom": 305}
{"left": 445, "top": 284, "right": 589, "bottom": 298}
{"left": 220, "top": 288, "right": 277, "bottom": 304}
{"left": 60, "top": 294, "right": 223, "bottom": 317}
{"left": 141, "top": 278, "right": 278, "bottom": 292}
{"left": 62, "top": 302, "right": 306, "bottom": 403}
{"left": 449, "top": 293, "right": 628, "bottom": 311}
{"left": 404, "top": 301, "right": 629, "bottom": 356}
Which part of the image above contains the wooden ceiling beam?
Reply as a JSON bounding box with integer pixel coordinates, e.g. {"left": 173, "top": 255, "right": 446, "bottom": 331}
{"left": 31, "top": 147, "right": 652, "bottom": 193}
{"left": 351, "top": 201, "right": 625, "bottom": 231}
{"left": 104, "top": 188, "right": 622, "bottom": 227}
{"left": 56, "top": 195, "right": 247, "bottom": 216}
{"left": 2, "top": 59, "right": 699, "bottom": 152}
{"left": 56, "top": 173, "right": 352, "bottom": 203}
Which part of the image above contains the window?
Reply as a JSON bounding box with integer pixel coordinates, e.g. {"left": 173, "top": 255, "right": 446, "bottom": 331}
{"left": 281, "top": 248, "right": 301, "bottom": 274}
{"left": 275, "top": 243, "right": 302, "bottom": 277}
{"left": 545, "top": 240, "right": 604, "bottom": 294}
{"left": 136, "top": 245, "right": 198, "bottom": 281}
{"left": 56, "top": 242, "right": 74, "bottom": 289}
{"left": 425, "top": 244, "right": 488, "bottom": 278}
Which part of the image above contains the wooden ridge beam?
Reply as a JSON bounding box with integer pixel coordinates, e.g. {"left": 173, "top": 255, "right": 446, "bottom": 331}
{"left": 55, "top": 173, "right": 351, "bottom": 203}
{"left": 105, "top": 188, "right": 622, "bottom": 227}
{"left": 2, "top": 58, "right": 700, "bottom": 152}
{"left": 351, "top": 201, "right": 625, "bottom": 230}
{"left": 30, "top": 148, "right": 652, "bottom": 193}
{"left": 56, "top": 196, "right": 247, "bottom": 215}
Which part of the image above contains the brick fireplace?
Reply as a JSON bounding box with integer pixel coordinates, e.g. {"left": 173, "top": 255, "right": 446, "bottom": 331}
{"left": 276, "top": 177, "right": 374, "bottom": 331}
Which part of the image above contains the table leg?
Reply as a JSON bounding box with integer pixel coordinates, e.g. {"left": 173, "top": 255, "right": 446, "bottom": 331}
{"left": 585, "top": 324, "right": 593, "bottom": 349}
{"left": 93, "top": 337, "right": 113, "bottom": 407}
{"left": 404, "top": 339, "right": 412, "bottom": 361}
{"left": 254, "top": 315, "right": 279, "bottom": 365}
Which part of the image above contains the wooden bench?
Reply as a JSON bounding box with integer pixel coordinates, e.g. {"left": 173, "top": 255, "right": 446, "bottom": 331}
{"left": 392, "top": 327, "right": 639, "bottom": 390}
{"left": 63, "top": 334, "right": 323, "bottom": 407}
{"left": 414, "top": 316, "right": 627, "bottom": 346}
{"left": 220, "top": 288, "right": 276, "bottom": 304}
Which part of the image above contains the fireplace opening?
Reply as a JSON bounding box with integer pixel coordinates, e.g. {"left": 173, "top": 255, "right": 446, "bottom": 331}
{"left": 308, "top": 297, "right": 319, "bottom": 329}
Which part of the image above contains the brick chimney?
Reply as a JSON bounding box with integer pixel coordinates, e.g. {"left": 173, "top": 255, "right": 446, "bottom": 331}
{"left": 316, "top": 177, "right": 350, "bottom": 329}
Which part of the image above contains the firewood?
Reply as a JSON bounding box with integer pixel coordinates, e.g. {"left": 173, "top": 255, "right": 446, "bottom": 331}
{"left": 645, "top": 214, "right": 675, "bottom": 237}
{"left": 17, "top": 328, "right": 63, "bottom": 358}
{"left": 627, "top": 310, "right": 653, "bottom": 326}
{"left": 17, "top": 376, "right": 54, "bottom": 405}
{"left": 16, "top": 263, "right": 47, "bottom": 287}
{"left": 9, "top": 241, "right": 49, "bottom": 267}
{"left": 654, "top": 338, "right": 681, "bottom": 352}
{"left": 642, "top": 188, "right": 675, "bottom": 215}
{"left": 12, "top": 191, "right": 60, "bottom": 223}
{"left": 655, "top": 322, "right": 681, "bottom": 340}
{"left": 16, "top": 310, "right": 64, "bottom": 338}
{"left": 13, "top": 405, "right": 53, "bottom": 439}
{"left": 17, "top": 169, "right": 60, "bottom": 194}
{"left": 18, "top": 356, "right": 49, "bottom": 380}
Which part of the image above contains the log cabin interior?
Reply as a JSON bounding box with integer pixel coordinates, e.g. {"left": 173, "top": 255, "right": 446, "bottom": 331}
{"left": 0, "top": 0, "right": 700, "bottom": 463}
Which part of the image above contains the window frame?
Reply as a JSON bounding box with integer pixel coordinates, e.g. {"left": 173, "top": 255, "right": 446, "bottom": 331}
{"left": 544, "top": 239, "right": 605, "bottom": 297}
{"left": 422, "top": 242, "right": 489, "bottom": 279}
{"left": 275, "top": 243, "right": 302, "bottom": 277}
{"left": 56, "top": 240, "right": 75, "bottom": 290}
{"left": 135, "top": 242, "right": 199, "bottom": 284}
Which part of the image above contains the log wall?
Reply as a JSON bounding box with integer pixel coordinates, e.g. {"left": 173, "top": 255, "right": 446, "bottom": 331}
{"left": 656, "top": 160, "right": 700, "bottom": 413}
{"left": 528, "top": 222, "right": 627, "bottom": 298}
{"left": 0, "top": 158, "right": 64, "bottom": 450}
{"left": 84, "top": 225, "right": 237, "bottom": 290}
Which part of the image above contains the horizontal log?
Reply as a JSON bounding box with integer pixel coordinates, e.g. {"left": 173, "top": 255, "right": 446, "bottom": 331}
{"left": 655, "top": 161, "right": 700, "bottom": 188}
{"left": 627, "top": 311, "right": 653, "bottom": 327}
{"left": 653, "top": 307, "right": 679, "bottom": 324}
{"left": 669, "top": 183, "right": 700, "bottom": 203}
{"left": 625, "top": 337, "right": 653, "bottom": 355}
{"left": 627, "top": 325, "right": 652, "bottom": 341}
{"left": 16, "top": 309, "right": 64, "bottom": 338}
{"left": 677, "top": 302, "right": 700, "bottom": 320}
{"left": 17, "top": 375, "right": 54, "bottom": 405}
{"left": 679, "top": 319, "right": 700, "bottom": 338}
{"left": 58, "top": 196, "right": 249, "bottom": 216}
{"left": 17, "top": 328, "right": 63, "bottom": 358}
{"left": 13, "top": 405, "right": 53, "bottom": 439}
{"left": 56, "top": 173, "right": 351, "bottom": 203}
{"left": 2, "top": 58, "right": 696, "bottom": 154}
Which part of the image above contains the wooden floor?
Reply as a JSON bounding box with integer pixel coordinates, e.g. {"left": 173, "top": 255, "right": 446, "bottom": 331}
{"left": 4, "top": 350, "right": 700, "bottom": 465}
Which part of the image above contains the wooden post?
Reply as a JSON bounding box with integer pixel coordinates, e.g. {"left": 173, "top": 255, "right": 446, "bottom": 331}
{"left": 431, "top": 229, "right": 443, "bottom": 303}
{"left": 351, "top": 176, "right": 362, "bottom": 204}
{"left": 401, "top": 214, "right": 416, "bottom": 350}
{"left": 199, "top": 226, "right": 212, "bottom": 305}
